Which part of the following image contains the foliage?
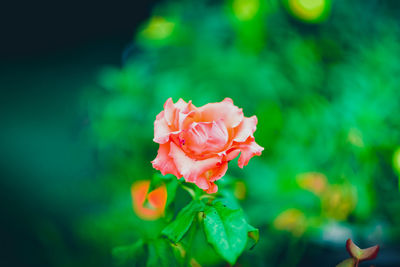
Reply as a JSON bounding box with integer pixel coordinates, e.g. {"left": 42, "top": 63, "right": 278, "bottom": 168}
{"left": 82, "top": 0, "right": 400, "bottom": 265}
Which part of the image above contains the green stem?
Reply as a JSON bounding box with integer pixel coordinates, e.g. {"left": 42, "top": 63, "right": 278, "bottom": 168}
{"left": 199, "top": 194, "right": 215, "bottom": 201}
{"left": 181, "top": 184, "right": 195, "bottom": 199}
{"left": 184, "top": 214, "right": 198, "bottom": 267}
{"left": 279, "top": 237, "right": 306, "bottom": 267}
{"left": 194, "top": 186, "right": 205, "bottom": 200}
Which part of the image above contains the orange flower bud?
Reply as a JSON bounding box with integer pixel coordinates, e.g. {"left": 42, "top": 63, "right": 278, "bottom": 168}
{"left": 131, "top": 180, "right": 167, "bottom": 220}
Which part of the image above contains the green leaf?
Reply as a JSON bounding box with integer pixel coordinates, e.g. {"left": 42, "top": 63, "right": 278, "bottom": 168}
{"left": 247, "top": 223, "right": 259, "bottom": 249}
{"left": 203, "top": 202, "right": 248, "bottom": 265}
{"left": 336, "top": 258, "right": 355, "bottom": 267}
{"left": 162, "top": 201, "right": 203, "bottom": 243}
{"left": 112, "top": 239, "right": 144, "bottom": 265}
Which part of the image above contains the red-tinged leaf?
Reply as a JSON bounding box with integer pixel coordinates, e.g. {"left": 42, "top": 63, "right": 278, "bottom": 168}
{"left": 336, "top": 258, "right": 356, "bottom": 267}
{"left": 346, "top": 239, "right": 380, "bottom": 262}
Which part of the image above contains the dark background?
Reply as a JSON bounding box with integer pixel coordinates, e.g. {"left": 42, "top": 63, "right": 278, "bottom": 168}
{"left": 0, "top": 1, "right": 159, "bottom": 266}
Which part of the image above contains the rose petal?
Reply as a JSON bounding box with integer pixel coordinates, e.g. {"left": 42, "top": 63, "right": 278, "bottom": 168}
{"left": 163, "top": 97, "right": 176, "bottom": 126}
{"left": 175, "top": 98, "right": 189, "bottom": 110}
{"left": 205, "top": 182, "right": 218, "bottom": 194}
{"left": 154, "top": 111, "right": 173, "bottom": 144}
{"left": 209, "top": 120, "right": 229, "bottom": 146}
{"left": 169, "top": 142, "right": 222, "bottom": 183}
{"left": 226, "top": 137, "right": 264, "bottom": 168}
{"left": 193, "top": 177, "right": 219, "bottom": 194}
{"left": 151, "top": 143, "right": 181, "bottom": 178}
{"left": 192, "top": 161, "right": 227, "bottom": 193}
{"left": 208, "top": 162, "right": 228, "bottom": 182}
{"left": 237, "top": 140, "right": 263, "bottom": 168}
{"left": 180, "top": 120, "right": 229, "bottom": 156}
{"left": 199, "top": 98, "right": 244, "bottom": 128}
{"left": 154, "top": 98, "right": 198, "bottom": 144}
{"left": 178, "top": 110, "right": 196, "bottom": 130}
{"left": 233, "top": 115, "right": 258, "bottom": 142}
{"left": 225, "top": 149, "right": 241, "bottom": 161}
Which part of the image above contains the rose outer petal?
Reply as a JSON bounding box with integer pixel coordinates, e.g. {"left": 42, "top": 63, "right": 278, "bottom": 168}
{"left": 199, "top": 97, "right": 244, "bottom": 128}
{"left": 239, "top": 140, "right": 264, "bottom": 168}
{"left": 153, "top": 111, "right": 172, "bottom": 144}
{"left": 151, "top": 143, "right": 181, "bottom": 178}
{"left": 233, "top": 115, "right": 258, "bottom": 142}
{"left": 227, "top": 137, "right": 264, "bottom": 168}
{"left": 195, "top": 161, "right": 228, "bottom": 193}
{"left": 163, "top": 97, "right": 177, "bottom": 126}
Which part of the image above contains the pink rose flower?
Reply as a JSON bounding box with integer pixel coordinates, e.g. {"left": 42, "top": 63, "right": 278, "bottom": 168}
{"left": 152, "top": 98, "right": 264, "bottom": 193}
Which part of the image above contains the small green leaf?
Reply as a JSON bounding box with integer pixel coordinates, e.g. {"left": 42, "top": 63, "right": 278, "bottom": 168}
{"left": 162, "top": 201, "right": 203, "bottom": 243}
{"left": 112, "top": 239, "right": 144, "bottom": 265}
{"left": 247, "top": 223, "right": 259, "bottom": 249}
{"left": 336, "top": 258, "right": 356, "bottom": 267}
{"left": 203, "top": 202, "right": 248, "bottom": 265}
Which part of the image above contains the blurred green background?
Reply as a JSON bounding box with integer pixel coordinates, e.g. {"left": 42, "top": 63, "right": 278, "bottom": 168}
{"left": 2, "top": 0, "right": 400, "bottom": 266}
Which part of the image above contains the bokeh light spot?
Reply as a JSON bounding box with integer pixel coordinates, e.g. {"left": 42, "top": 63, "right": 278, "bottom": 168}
{"left": 392, "top": 148, "right": 400, "bottom": 175}
{"left": 233, "top": 0, "right": 260, "bottom": 21}
{"left": 321, "top": 184, "right": 357, "bottom": 221}
{"left": 273, "top": 209, "right": 307, "bottom": 237}
{"left": 141, "top": 16, "right": 175, "bottom": 40}
{"left": 234, "top": 181, "right": 247, "bottom": 200}
{"left": 296, "top": 172, "right": 327, "bottom": 195}
{"left": 347, "top": 128, "right": 365, "bottom": 148}
{"left": 288, "top": 0, "right": 329, "bottom": 22}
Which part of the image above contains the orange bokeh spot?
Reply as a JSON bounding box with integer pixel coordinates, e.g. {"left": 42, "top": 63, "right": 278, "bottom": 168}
{"left": 296, "top": 172, "right": 327, "bottom": 195}
{"left": 234, "top": 181, "right": 247, "bottom": 200}
{"left": 131, "top": 180, "right": 167, "bottom": 220}
{"left": 273, "top": 208, "right": 307, "bottom": 237}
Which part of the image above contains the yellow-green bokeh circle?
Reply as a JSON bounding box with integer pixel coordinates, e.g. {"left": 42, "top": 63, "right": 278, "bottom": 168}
{"left": 393, "top": 148, "right": 400, "bottom": 175}
{"left": 286, "top": 0, "right": 331, "bottom": 23}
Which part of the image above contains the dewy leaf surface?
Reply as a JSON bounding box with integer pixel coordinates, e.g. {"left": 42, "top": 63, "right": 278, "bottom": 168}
{"left": 203, "top": 202, "right": 248, "bottom": 265}
{"left": 162, "top": 200, "right": 203, "bottom": 243}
